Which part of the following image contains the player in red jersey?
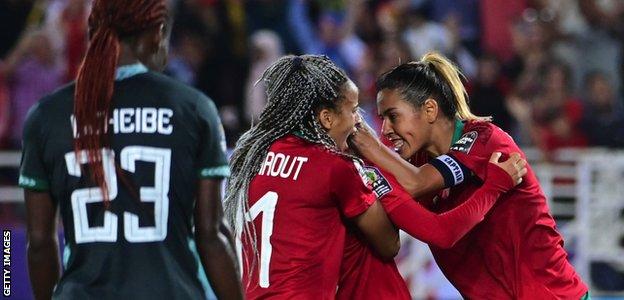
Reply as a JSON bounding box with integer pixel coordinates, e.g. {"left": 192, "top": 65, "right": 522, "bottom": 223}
{"left": 337, "top": 153, "right": 525, "bottom": 300}
{"left": 350, "top": 52, "right": 590, "bottom": 300}
{"left": 225, "top": 55, "right": 399, "bottom": 300}
{"left": 224, "top": 54, "right": 527, "bottom": 300}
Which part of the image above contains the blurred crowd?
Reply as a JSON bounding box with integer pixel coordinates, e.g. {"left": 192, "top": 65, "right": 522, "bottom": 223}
{"left": 1, "top": 0, "right": 624, "bottom": 158}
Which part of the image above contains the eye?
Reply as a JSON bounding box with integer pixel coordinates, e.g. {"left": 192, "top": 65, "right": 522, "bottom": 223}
{"left": 388, "top": 113, "right": 398, "bottom": 121}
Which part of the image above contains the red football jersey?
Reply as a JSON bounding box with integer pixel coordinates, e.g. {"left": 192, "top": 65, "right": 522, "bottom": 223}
{"left": 337, "top": 229, "right": 411, "bottom": 300}
{"left": 336, "top": 159, "right": 514, "bottom": 300}
{"left": 242, "top": 135, "right": 377, "bottom": 299}
{"left": 414, "top": 121, "right": 588, "bottom": 299}
{"left": 337, "top": 164, "right": 412, "bottom": 300}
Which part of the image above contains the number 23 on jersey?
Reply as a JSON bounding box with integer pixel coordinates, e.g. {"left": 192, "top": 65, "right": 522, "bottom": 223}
{"left": 65, "top": 146, "right": 171, "bottom": 244}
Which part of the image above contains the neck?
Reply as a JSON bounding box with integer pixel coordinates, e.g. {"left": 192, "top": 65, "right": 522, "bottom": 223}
{"left": 425, "top": 117, "right": 455, "bottom": 157}
{"left": 117, "top": 43, "right": 140, "bottom": 67}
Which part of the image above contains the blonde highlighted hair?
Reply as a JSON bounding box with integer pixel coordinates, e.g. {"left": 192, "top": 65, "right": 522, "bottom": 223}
{"left": 421, "top": 52, "right": 490, "bottom": 121}
{"left": 378, "top": 51, "right": 491, "bottom": 122}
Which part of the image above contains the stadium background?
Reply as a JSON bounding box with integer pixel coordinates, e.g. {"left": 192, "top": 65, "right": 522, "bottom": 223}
{"left": 0, "top": 0, "right": 623, "bottom": 298}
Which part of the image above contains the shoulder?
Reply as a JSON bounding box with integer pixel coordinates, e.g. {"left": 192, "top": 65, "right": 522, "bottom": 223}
{"left": 299, "top": 141, "right": 360, "bottom": 174}
{"left": 328, "top": 153, "right": 367, "bottom": 183}
{"left": 452, "top": 121, "right": 515, "bottom": 154}
{"left": 24, "top": 82, "right": 75, "bottom": 124}
{"left": 141, "top": 72, "right": 212, "bottom": 104}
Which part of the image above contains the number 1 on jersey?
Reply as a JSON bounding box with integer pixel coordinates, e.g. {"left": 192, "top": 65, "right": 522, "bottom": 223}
{"left": 245, "top": 191, "right": 278, "bottom": 288}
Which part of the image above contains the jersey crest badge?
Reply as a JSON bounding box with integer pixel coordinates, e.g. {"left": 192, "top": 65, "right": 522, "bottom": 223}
{"left": 450, "top": 131, "right": 478, "bottom": 154}
{"left": 362, "top": 166, "right": 393, "bottom": 198}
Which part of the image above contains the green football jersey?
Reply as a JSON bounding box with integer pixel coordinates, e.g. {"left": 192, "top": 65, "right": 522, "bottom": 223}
{"left": 19, "top": 68, "right": 228, "bottom": 300}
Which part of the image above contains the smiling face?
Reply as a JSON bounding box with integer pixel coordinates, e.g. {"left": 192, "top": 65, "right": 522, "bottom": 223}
{"left": 320, "top": 80, "right": 361, "bottom": 151}
{"left": 377, "top": 88, "right": 432, "bottom": 159}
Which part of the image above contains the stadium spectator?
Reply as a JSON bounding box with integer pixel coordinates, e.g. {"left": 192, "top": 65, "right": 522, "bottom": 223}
{"left": 287, "top": 0, "right": 366, "bottom": 75}
{"left": 480, "top": 0, "right": 527, "bottom": 62}
{"left": 1, "top": 30, "right": 63, "bottom": 148}
{"left": 467, "top": 54, "right": 514, "bottom": 132}
{"left": 0, "top": 73, "right": 9, "bottom": 148}
{"left": 578, "top": 0, "right": 624, "bottom": 92}
{"left": 244, "top": 30, "right": 284, "bottom": 124}
{"left": 580, "top": 71, "right": 624, "bottom": 148}
{"left": 402, "top": 8, "right": 452, "bottom": 66}
{"left": 0, "top": 0, "right": 35, "bottom": 58}
{"left": 428, "top": 0, "right": 481, "bottom": 55}
{"left": 533, "top": 62, "right": 588, "bottom": 155}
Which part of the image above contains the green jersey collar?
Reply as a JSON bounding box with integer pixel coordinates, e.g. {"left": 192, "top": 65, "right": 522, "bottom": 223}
{"left": 115, "top": 63, "right": 148, "bottom": 81}
{"left": 292, "top": 130, "right": 305, "bottom": 139}
{"left": 451, "top": 119, "right": 465, "bottom": 145}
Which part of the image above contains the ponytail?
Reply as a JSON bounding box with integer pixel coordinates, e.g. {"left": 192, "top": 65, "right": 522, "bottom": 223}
{"left": 73, "top": 0, "right": 168, "bottom": 204}
{"left": 377, "top": 51, "right": 490, "bottom": 122}
{"left": 73, "top": 26, "right": 120, "bottom": 203}
{"left": 421, "top": 52, "right": 490, "bottom": 121}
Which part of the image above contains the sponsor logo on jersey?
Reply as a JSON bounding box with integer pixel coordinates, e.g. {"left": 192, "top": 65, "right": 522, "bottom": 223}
{"left": 450, "top": 131, "right": 478, "bottom": 154}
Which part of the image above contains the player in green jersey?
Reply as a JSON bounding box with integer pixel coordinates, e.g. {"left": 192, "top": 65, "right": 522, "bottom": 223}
{"left": 19, "top": 1, "right": 243, "bottom": 299}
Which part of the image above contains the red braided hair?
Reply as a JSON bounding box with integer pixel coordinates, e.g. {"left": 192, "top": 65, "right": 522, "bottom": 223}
{"left": 73, "top": 0, "right": 168, "bottom": 203}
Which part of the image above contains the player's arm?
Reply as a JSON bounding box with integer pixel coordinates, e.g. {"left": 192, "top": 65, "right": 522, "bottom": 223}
{"left": 25, "top": 190, "right": 60, "bottom": 300}
{"left": 194, "top": 94, "right": 243, "bottom": 298}
{"left": 20, "top": 103, "right": 60, "bottom": 300}
{"left": 348, "top": 126, "right": 447, "bottom": 197}
{"left": 381, "top": 153, "right": 526, "bottom": 248}
{"left": 363, "top": 143, "right": 444, "bottom": 197}
{"left": 333, "top": 160, "right": 399, "bottom": 259}
{"left": 194, "top": 179, "right": 243, "bottom": 300}
{"left": 352, "top": 200, "right": 400, "bottom": 259}
{"left": 350, "top": 123, "right": 515, "bottom": 197}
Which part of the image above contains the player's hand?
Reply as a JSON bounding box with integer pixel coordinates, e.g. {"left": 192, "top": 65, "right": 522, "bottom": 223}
{"left": 348, "top": 121, "right": 382, "bottom": 159}
{"left": 489, "top": 152, "right": 527, "bottom": 186}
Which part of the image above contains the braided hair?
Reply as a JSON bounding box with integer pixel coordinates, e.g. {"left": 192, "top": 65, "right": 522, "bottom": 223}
{"left": 225, "top": 54, "right": 352, "bottom": 270}
{"left": 73, "top": 0, "right": 168, "bottom": 203}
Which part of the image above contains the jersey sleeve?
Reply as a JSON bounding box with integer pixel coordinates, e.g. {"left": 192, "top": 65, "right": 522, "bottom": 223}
{"left": 360, "top": 163, "right": 411, "bottom": 213}
{"left": 387, "top": 163, "right": 515, "bottom": 249}
{"left": 19, "top": 103, "right": 50, "bottom": 191}
{"left": 331, "top": 159, "right": 377, "bottom": 218}
{"left": 196, "top": 95, "right": 230, "bottom": 179}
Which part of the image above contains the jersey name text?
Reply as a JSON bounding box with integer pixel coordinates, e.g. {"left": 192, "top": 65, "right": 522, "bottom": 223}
{"left": 258, "top": 151, "right": 308, "bottom": 181}
{"left": 71, "top": 107, "right": 173, "bottom": 137}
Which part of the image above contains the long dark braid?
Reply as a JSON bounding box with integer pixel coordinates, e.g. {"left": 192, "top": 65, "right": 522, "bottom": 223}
{"left": 73, "top": 0, "right": 168, "bottom": 204}
{"left": 225, "top": 54, "right": 351, "bottom": 273}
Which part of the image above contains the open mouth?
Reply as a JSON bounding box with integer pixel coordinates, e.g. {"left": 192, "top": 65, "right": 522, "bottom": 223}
{"left": 389, "top": 137, "right": 405, "bottom": 152}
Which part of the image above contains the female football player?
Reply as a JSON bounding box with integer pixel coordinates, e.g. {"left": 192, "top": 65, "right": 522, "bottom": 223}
{"left": 350, "top": 51, "right": 589, "bottom": 299}
{"left": 20, "top": 1, "right": 242, "bottom": 299}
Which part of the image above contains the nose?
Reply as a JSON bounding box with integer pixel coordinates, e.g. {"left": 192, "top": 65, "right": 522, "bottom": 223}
{"left": 355, "top": 113, "right": 362, "bottom": 124}
{"left": 381, "top": 119, "right": 393, "bottom": 137}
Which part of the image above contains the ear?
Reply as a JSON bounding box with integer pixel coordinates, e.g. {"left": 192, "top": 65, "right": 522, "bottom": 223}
{"left": 318, "top": 108, "right": 334, "bottom": 130}
{"left": 422, "top": 98, "right": 440, "bottom": 123}
{"left": 148, "top": 24, "right": 165, "bottom": 51}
